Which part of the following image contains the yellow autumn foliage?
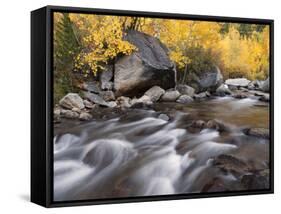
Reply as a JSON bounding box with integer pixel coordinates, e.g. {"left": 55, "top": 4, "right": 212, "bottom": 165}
{"left": 54, "top": 12, "right": 270, "bottom": 81}
{"left": 68, "top": 14, "right": 136, "bottom": 75}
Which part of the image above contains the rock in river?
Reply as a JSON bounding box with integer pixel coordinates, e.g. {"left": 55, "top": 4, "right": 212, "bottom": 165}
{"left": 215, "top": 84, "right": 232, "bottom": 96}
{"left": 243, "top": 128, "right": 269, "bottom": 139}
{"left": 176, "top": 95, "right": 194, "bottom": 104}
{"left": 176, "top": 84, "right": 195, "bottom": 96}
{"left": 225, "top": 78, "right": 250, "bottom": 87}
{"left": 59, "top": 93, "right": 85, "bottom": 110}
{"left": 161, "top": 90, "right": 181, "bottom": 102}
{"left": 144, "top": 86, "right": 165, "bottom": 102}
{"left": 114, "top": 30, "right": 176, "bottom": 96}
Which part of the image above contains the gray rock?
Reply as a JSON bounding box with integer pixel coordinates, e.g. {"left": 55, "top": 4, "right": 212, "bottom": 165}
{"left": 53, "top": 108, "right": 61, "bottom": 121}
{"left": 83, "top": 99, "right": 95, "bottom": 109}
{"left": 176, "top": 95, "right": 194, "bottom": 104}
{"left": 116, "top": 96, "right": 132, "bottom": 108}
{"left": 194, "top": 91, "right": 210, "bottom": 100}
{"left": 132, "top": 95, "right": 153, "bottom": 106}
{"left": 260, "top": 78, "right": 269, "bottom": 92}
{"left": 158, "top": 113, "right": 169, "bottom": 121}
{"left": 114, "top": 30, "right": 176, "bottom": 96}
{"left": 206, "top": 119, "right": 233, "bottom": 132}
{"left": 81, "top": 81, "right": 101, "bottom": 93}
{"left": 59, "top": 93, "right": 85, "bottom": 110}
{"left": 161, "top": 90, "right": 181, "bottom": 102}
{"left": 213, "top": 154, "right": 250, "bottom": 175}
{"left": 83, "top": 91, "right": 113, "bottom": 107}
{"left": 243, "top": 128, "right": 269, "bottom": 139}
{"left": 60, "top": 109, "right": 79, "bottom": 119}
{"left": 191, "top": 120, "right": 206, "bottom": 129}
{"left": 248, "top": 80, "right": 263, "bottom": 90}
{"left": 99, "top": 91, "right": 115, "bottom": 101}
{"left": 100, "top": 65, "right": 114, "bottom": 90}
{"left": 79, "top": 112, "right": 93, "bottom": 121}
{"left": 241, "top": 172, "right": 269, "bottom": 190}
{"left": 259, "top": 94, "right": 270, "bottom": 102}
{"left": 232, "top": 92, "right": 248, "bottom": 99}
{"left": 107, "top": 101, "right": 117, "bottom": 108}
{"left": 216, "top": 84, "right": 232, "bottom": 96}
{"left": 144, "top": 86, "right": 165, "bottom": 102}
{"left": 71, "top": 107, "right": 81, "bottom": 113}
{"left": 176, "top": 84, "right": 195, "bottom": 96}
{"left": 225, "top": 78, "right": 251, "bottom": 87}
{"left": 185, "top": 66, "right": 223, "bottom": 93}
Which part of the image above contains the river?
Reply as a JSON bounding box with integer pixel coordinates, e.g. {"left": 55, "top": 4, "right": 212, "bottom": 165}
{"left": 53, "top": 96, "right": 269, "bottom": 201}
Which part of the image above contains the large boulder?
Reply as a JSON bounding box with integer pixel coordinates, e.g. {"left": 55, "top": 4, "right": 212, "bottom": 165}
{"left": 114, "top": 30, "right": 176, "bottom": 96}
{"left": 185, "top": 66, "right": 223, "bottom": 93}
{"left": 59, "top": 93, "right": 85, "bottom": 110}
{"left": 225, "top": 78, "right": 250, "bottom": 87}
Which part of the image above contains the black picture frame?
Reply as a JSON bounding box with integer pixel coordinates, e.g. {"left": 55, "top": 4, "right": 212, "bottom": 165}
{"left": 31, "top": 5, "right": 274, "bottom": 208}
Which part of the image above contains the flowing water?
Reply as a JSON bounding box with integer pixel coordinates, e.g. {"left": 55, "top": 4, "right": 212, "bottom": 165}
{"left": 53, "top": 96, "right": 269, "bottom": 201}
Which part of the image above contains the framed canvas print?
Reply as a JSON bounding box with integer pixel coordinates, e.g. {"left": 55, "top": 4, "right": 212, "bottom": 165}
{"left": 31, "top": 5, "right": 274, "bottom": 207}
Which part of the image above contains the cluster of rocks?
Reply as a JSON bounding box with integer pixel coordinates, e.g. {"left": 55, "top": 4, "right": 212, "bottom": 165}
{"left": 214, "top": 77, "right": 270, "bottom": 102}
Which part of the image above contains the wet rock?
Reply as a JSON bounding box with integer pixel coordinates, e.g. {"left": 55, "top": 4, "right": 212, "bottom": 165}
{"left": 59, "top": 93, "right": 85, "bottom": 110}
{"left": 259, "top": 94, "right": 270, "bottom": 102}
{"left": 81, "top": 81, "right": 101, "bottom": 93}
{"left": 158, "top": 113, "right": 169, "bottom": 121}
{"left": 213, "top": 154, "right": 250, "bottom": 175}
{"left": 116, "top": 96, "right": 132, "bottom": 108}
{"left": 114, "top": 30, "right": 176, "bottom": 96}
{"left": 202, "top": 177, "right": 229, "bottom": 192}
{"left": 243, "top": 128, "right": 269, "bottom": 139}
{"left": 99, "top": 91, "right": 115, "bottom": 101}
{"left": 100, "top": 65, "right": 113, "bottom": 90}
{"left": 248, "top": 80, "right": 263, "bottom": 90}
{"left": 191, "top": 120, "right": 206, "bottom": 129}
{"left": 260, "top": 78, "right": 269, "bottom": 92}
{"left": 194, "top": 91, "right": 210, "bottom": 100}
{"left": 176, "top": 84, "right": 195, "bottom": 96}
{"left": 241, "top": 170, "right": 269, "bottom": 190}
{"left": 232, "top": 92, "right": 248, "bottom": 99}
{"left": 185, "top": 66, "right": 223, "bottom": 93}
{"left": 144, "top": 86, "right": 165, "bottom": 102}
{"left": 225, "top": 78, "right": 251, "bottom": 87}
{"left": 161, "top": 90, "right": 181, "bottom": 102}
{"left": 206, "top": 119, "right": 233, "bottom": 132}
{"left": 83, "top": 91, "right": 113, "bottom": 107}
{"left": 83, "top": 99, "right": 95, "bottom": 109}
{"left": 215, "top": 84, "right": 232, "bottom": 96}
{"left": 132, "top": 95, "right": 153, "bottom": 106}
{"left": 176, "top": 95, "right": 194, "bottom": 104}
{"left": 60, "top": 109, "right": 79, "bottom": 119}
{"left": 79, "top": 112, "right": 93, "bottom": 121}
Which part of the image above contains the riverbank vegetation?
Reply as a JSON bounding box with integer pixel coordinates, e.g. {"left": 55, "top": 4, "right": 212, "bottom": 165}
{"left": 53, "top": 12, "right": 269, "bottom": 103}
